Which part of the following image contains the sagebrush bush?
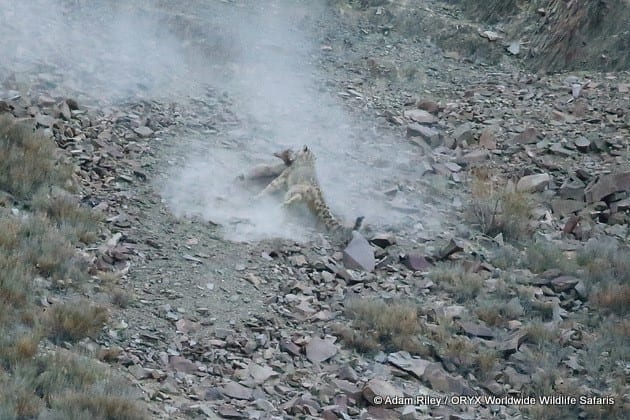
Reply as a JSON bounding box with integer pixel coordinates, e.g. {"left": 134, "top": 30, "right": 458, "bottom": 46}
{"left": 0, "top": 111, "right": 143, "bottom": 419}
{"left": 45, "top": 301, "right": 108, "bottom": 344}
{"left": 430, "top": 263, "right": 485, "bottom": 303}
{"left": 0, "top": 115, "right": 73, "bottom": 199}
{"left": 32, "top": 187, "right": 101, "bottom": 244}
{"left": 466, "top": 169, "right": 532, "bottom": 241}
{"left": 334, "top": 298, "right": 427, "bottom": 355}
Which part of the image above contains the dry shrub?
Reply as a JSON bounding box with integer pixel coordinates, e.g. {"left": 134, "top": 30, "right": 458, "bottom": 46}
{"left": 19, "top": 214, "right": 86, "bottom": 281}
{"left": 335, "top": 298, "right": 426, "bottom": 355}
{"left": 110, "top": 287, "right": 134, "bottom": 309}
{"left": 45, "top": 301, "right": 108, "bottom": 344}
{"left": 577, "top": 238, "right": 630, "bottom": 283}
{"left": 476, "top": 349, "right": 499, "bottom": 380}
{"left": 576, "top": 239, "right": 630, "bottom": 315}
{"left": 475, "top": 298, "right": 523, "bottom": 328}
{"left": 591, "top": 284, "right": 630, "bottom": 315}
{"left": 430, "top": 263, "right": 484, "bottom": 302}
{"left": 524, "top": 321, "right": 558, "bottom": 346}
{"left": 0, "top": 114, "right": 72, "bottom": 200}
{"left": 32, "top": 187, "right": 101, "bottom": 244}
{"left": 467, "top": 168, "right": 532, "bottom": 241}
{"left": 35, "top": 353, "right": 102, "bottom": 399}
{"left": 49, "top": 393, "right": 147, "bottom": 420}
{"left": 0, "top": 254, "right": 31, "bottom": 308}
{"left": 0, "top": 213, "right": 21, "bottom": 250}
{"left": 524, "top": 240, "right": 577, "bottom": 274}
{"left": 0, "top": 333, "right": 40, "bottom": 367}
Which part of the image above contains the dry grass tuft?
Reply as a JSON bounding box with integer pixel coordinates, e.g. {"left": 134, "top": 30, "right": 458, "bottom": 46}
{"left": 523, "top": 240, "right": 577, "bottom": 274}
{"left": 575, "top": 238, "right": 630, "bottom": 315}
{"left": 524, "top": 321, "right": 558, "bottom": 346}
{"left": 591, "top": 284, "right": 630, "bottom": 315}
{"left": 0, "top": 114, "right": 73, "bottom": 200}
{"left": 475, "top": 298, "right": 523, "bottom": 328}
{"left": 110, "top": 287, "right": 134, "bottom": 309}
{"left": 45, "top": 301, "right": 108, "bottom": 344}
{"left": 0, "top": 113, "right": 144, "bottom": 419}
{"left": 20, "top": 214, "right": 86, "bottom": 280}
{"left": 0, "top": 333, "right": 41, "bottom": 367}
{"left": 32, "top": 187, "right": 101, "bottom": 244}
{"left": 49, "top": 393, "right": 147, "bottom": 420}
{"left": 430, "top": 263, "right": 485, "bottom": 303}
{"left": 334, "top": 298, "right": 427, "bottom": 355}
{"left": 466, "top": 168, "right": 532, "bottom": 241}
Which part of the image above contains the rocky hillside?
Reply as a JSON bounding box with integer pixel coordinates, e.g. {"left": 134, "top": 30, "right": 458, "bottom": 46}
{"left": 0, "top": 0, "right": 628, "bottom": 419}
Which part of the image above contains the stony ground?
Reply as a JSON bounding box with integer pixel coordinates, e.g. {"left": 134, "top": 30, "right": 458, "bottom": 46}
{"left": 1, "top": 0, "right": 629, "bottom": 419}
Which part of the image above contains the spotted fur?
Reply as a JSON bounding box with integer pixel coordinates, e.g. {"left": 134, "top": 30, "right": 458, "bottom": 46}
{"left": 256, "top": 145, "right": 363, "bottom": 239}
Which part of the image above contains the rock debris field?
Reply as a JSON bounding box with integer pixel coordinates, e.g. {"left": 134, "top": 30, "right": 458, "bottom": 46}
{"left": 0, "top": 0, "right": 628, "bottom": 419}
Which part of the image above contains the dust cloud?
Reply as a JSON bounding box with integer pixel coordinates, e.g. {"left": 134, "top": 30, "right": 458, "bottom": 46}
{"left": 0, "top": 0, "right": 427, "bottom": 242}
{"left": 162, "top": 0, "right": 424, "bottom": 242}
{"left": 0, "top": 0, "right": 201, "bottom": 102}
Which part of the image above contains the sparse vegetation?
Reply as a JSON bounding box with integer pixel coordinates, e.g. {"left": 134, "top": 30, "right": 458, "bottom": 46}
{"left": 0, "top": 115, "right": 144, "bottom": 419}
{"left": 576, "top": 238, "right": 630, "bottom": 315}
{"left": 45, "top": 301, "right": 109, "bottom": 344}
{"left": 523, "top": 239, "right": 577, "bottom": 274}
{"left": 467, "top": 168, "right": 533, "bottom": 242}
{"left": 32, "top": 187, "right": 101, "bottom": 244}
{"left": 110, "top": 287, "right": 134, "bottom": 308}
{"left": 430, "top": 262, "right": 484, "bottom": 303}
{"left": 0, "top": 114, "right": 73, "bottom": 200}
{"left": 334, "top": 298, "right": 427, "bottom": 355}
{"left": 475, "top": 297, "right": 523, "bottom": 328}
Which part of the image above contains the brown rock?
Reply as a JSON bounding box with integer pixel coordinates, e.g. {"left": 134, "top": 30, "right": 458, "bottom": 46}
{"left": 550, "top": 275, "right": 580, "bottom": 293}
{"left": 562, "top": 215, "right": 581, "bottom": 235}
{"left": 478, "top": 128, "right": 497, "bottom": 149}
{"left": 168, "top": 356, "right": 198, "bottom": 374}
{"left": 516, "top": 173, "right": 551, "bottom": 192}
{"left": 417, "top": 100, "right": 440, "bottom": 114}
{"left": 306, "top": 336, "right": 338, "bottom": 363}
{"left": 404, "top": 253, "right": 432, "bottom": 271}
{"left": 458, "top": 321, "right": 494, "bottom": 339}
{"left": 280, "top": 340, "right": 301, "bottom": 356}
{"left": 459, "top": 149, "right": 488, "bottom": 164}
{"left": 362, "top": 378, "right": 405, "bottom": 406}
{"left": 221, "top": 381, "right": 253, "bottom": 400}
{"left": 387, "top": 351, "right": 432, "bottom": 378}
{"left": 511, "top": 127, "right": 541, "bottom": 144}
{"left": 343, "top": 233, "right": 375, "bottom": 272}
{"left": 422, "top": 364, "right": 475, "bottom": 395}
{"left": 403, "top": 109, "right": 437, "bottom": 124}
{"left": 584, "top": 171, "right": 630, "bottom": 203}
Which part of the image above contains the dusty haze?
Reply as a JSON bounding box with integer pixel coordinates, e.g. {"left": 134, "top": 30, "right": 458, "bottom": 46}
{"left": 1, "top": 0, "right": 434, "bottom": 242}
